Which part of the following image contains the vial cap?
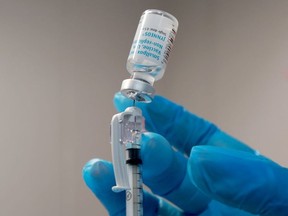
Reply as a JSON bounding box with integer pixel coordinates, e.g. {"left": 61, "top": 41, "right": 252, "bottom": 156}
{"left": 121, "top": 79, "right": 155, "bottom": 103}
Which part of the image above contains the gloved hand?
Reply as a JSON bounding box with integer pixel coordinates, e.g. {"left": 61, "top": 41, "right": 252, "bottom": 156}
{"left": 83, "top": 92, "right": 288, "bottom": 216}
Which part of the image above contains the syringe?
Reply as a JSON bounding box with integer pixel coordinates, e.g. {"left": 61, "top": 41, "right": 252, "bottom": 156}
{"left": 111, "top": 106, "right": 144, "bottom": 216}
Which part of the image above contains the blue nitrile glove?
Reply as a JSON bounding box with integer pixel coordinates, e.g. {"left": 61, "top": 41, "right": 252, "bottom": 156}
{"left": 83, "top": 92, "right": 288, "bottom": 216}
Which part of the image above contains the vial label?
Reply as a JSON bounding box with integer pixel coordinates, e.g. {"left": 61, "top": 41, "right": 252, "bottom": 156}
{"left": 127, "top": 11, "right": 178, "bottom": 81}
{"left": 129, "top": 26, "right": 176, "bottom": 65}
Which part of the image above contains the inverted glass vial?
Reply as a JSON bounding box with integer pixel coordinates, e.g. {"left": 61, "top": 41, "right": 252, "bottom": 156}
{"left": 121, "top": 9, "right": 178, "bottom": 102}
{"left": 127, "top": 9, "right": 178, "bottom": 84}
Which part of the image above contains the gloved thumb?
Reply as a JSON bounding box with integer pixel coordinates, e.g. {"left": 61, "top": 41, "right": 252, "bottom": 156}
{"left": 188, "top": 146, "right": 288, "bottom": 216}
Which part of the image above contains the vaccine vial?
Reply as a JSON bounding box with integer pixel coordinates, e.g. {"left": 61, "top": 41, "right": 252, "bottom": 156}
{"left": 121, "top": 9, "right": 178, "bottom": 102}
{"left": 127, "top": 9, "right": 178, "bottom": 84}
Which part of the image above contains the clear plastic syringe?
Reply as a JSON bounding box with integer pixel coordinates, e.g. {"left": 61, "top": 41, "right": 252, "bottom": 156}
{"left": 111, "top": 9, "right": 178, "bottom": 216}
{"left": 111, "top": 106, "right": 143, "bottom": 215}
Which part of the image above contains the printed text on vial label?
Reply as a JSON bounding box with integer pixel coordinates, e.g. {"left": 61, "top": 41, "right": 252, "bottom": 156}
{"left": 130, "top": 27, "right": 167, "bottom": 63}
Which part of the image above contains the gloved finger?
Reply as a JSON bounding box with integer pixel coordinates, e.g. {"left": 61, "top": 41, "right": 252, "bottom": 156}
{"left": 82, "top": 159, "right": 161, "bottom": 215}
{"left": 196, "top": 200, "right": 257, "bottom": 216}
{"left": 188, "top": 146, "right": 288, "bottom": 216}
{"left": 141, "top": 132, "right": 210, "bottom": 214}
{"left": 114, "top": 92, "right": 254, "bottom": 156}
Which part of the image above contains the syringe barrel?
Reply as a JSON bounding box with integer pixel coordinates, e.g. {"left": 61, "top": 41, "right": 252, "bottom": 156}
{"left": 126, "top": 150, "right": 143, "bottom": 216}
